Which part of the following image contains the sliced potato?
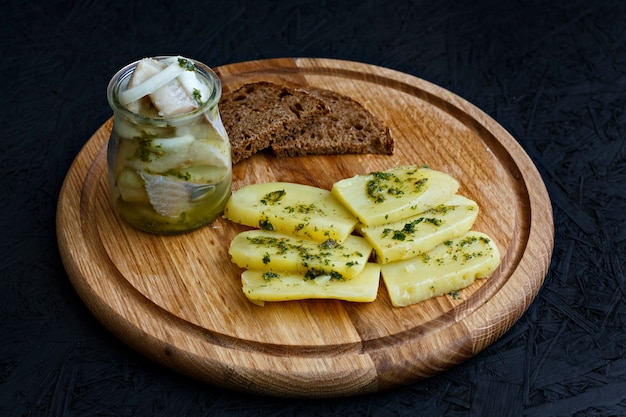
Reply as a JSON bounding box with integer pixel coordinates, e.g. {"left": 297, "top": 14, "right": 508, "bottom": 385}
{"left": 359, "top": 194, "right": 479, "bottom": 264}
{"left": 229, "top": 230, "right": 372, "bottom": 279}
{"left": 381, "top": 231, "right": 500, "bottom": 307}
{"left": 331, "top": 166, "right": 459, "bottom": 227}
{"left": 242, "top": 262, "right": 381, "bottom": 305}
{"left": 224, "top": 182, "right": 358, "bottom": 243}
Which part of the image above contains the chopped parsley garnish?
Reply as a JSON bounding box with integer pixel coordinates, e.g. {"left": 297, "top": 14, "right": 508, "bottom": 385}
{"left": 261, "top": 190, "right": 286, "bottom": 205}
{"left": 192, "top": 88, "right": 204, "bottom": 105}
{"left": 304, "top": 269, "right": 344, "bottom": 281}
{"left": 285, "top": 203, "right": 324, "bottom": 215}
{"left": 365, "top": 169, "right": 428, "bottom": 203}
{"left": 133, "top": 131, "right": 159, "bottom": 162}
{"left": 162, "top": 169, "right": 191, "bottom": 181}
{"left": 414, "top": 177, "right": 428, "bottom": 192}
{"left": 262, "top": 271, "right": 279, "bottom": 281}
{"left": 383, "top": 217, "right": 443, "bottom": 241}
{"left": 459, "top": 236, "right": 478, "bottom": 247}
{"left": 258, "top": 219, "right": 275, "bottom": 231}
{"left": 402, "top": 218, "right": 424, "bottom": 233}
{"left": 320, "top": 238, "right": 338, "bottom": 249}
{"left": 366, "top": 171, "right": 402, "bottom": 203}
{"left": 178, "top": 57, "right": 195, "bottom": 71}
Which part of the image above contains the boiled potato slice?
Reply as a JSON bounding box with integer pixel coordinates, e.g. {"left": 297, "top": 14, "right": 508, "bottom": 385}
{"left": 229, "top": 230, "right": 372, "bottom": 279}
{"left": 224, "top": 182, "right": 358, "bottom": 243}
{"left": 381, "top": 231, "right": 500, "bottom": 307}
{"left": 242, "top": 262, "right": 381, "bottom": 305}
{"left": 360, "top": 194, "right": 479, "bottom": 264}
{"left": 331, "top": 166, "right": 459, "bottom": 227}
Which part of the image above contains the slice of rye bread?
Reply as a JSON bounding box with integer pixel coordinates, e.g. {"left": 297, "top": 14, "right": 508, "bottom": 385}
{"left": 220, "top": 81, "right": 394, "bottom": 163}
{"left": 271, "top": 86, "right": 394, "bottom": 158}
{"left": 219, "top": 82, "right": 330, "bottom": 164}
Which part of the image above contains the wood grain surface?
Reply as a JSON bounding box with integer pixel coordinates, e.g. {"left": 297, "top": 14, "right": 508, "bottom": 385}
{"left": 56, "top": 58, "right": 554, "bottom": 397}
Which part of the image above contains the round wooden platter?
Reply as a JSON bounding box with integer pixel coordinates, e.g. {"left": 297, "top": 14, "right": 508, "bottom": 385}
{"left": 56, "top": 58, "right": 554, "bottom": 398}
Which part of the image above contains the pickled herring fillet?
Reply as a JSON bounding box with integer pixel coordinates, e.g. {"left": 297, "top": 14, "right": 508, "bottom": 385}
{"left": 122, "top": 58, "right": 162, "bottom": 115}
{"left": 150, "top": 79, "right": 197, "bottom": 117}
{"left": 120, "top": 58, "right": 196, "bottom": 117}
{"left": 177, "top": 66, "right": 212, "bottom": 104}
{"left": 139, "top": 172, "right": 215, "bottom": 218}
{"left": 162, "top": 56, "right": 214, "bottom": 108}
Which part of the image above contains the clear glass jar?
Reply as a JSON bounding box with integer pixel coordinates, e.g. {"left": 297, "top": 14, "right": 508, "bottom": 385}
{"left": 106, "top": 56, "right": 231, "bottom": 234}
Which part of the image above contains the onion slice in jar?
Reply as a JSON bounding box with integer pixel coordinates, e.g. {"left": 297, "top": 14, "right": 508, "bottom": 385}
{"left": 119, "top": 58, "right": 187, "bottom": 105}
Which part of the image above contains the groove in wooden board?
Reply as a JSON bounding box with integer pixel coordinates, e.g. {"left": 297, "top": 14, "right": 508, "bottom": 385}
{"left": 56, "top": 58, "right": 553, "bottom": 397}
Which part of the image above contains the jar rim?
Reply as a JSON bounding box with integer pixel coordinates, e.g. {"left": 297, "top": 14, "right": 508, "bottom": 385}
{"left": 107, "top": 56, "right": 222, "bottom": 124}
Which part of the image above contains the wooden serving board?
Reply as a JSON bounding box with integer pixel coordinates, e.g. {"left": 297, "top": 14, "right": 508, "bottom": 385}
{"left": 56, "top": 58, "right": 554, "bottom": 397}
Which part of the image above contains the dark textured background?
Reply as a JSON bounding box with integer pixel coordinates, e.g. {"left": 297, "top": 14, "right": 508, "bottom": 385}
{"left": 2, "top": 0, "right": 626, "bottom": 415}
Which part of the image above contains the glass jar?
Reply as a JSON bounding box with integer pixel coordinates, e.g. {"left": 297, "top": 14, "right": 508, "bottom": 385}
{"left": 106, "top": 56, "right": 231, "bottom": 234}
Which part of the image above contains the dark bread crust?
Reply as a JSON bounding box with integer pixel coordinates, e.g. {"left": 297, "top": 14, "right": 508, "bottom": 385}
{"left": 220, "top": 81, "right": 394, "bottom": 164}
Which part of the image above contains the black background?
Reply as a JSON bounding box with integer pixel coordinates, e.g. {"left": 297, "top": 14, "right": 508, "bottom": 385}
{"left": 2, "top": 0, "right": 626, "bottom": 415}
